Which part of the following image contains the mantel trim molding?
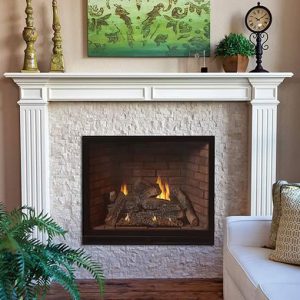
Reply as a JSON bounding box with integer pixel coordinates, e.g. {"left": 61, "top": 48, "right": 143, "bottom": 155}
{"left": 5, "top": 72, "right": 293, "bottom": 239}
{"left": 6, "top": 72, "right": 292, "bottom": 103}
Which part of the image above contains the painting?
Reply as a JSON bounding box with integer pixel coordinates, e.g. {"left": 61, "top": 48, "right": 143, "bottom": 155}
{"left": 87, "top": 0, "right": 210, "bottom": 57}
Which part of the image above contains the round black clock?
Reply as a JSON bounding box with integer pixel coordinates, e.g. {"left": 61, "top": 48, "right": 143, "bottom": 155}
{"left": 245, "top": 2, "right": 272, "bottom": 72}
{"left": 245, "top": 2, "right": 272, "bottom": 33}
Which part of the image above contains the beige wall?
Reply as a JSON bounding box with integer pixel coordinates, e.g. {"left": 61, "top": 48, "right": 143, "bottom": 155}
{"left": 0, "top": 0, "right": 299, "bottom": 210}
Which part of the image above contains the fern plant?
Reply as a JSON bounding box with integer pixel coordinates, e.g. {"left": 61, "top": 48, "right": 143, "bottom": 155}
{"left": 215, "top": 33, "right": 255, "bottom": 57}
{"left": 0, "top": 203, "right": 104, "bottom": 300}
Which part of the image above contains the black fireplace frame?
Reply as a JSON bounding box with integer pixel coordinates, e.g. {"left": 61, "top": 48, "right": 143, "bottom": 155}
{"left": 82, "top": 136, "right": 215, "bottom": 245}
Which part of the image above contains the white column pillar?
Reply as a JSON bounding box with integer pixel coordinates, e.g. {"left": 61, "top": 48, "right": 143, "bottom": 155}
{"left": 17, "top": 83, "right": 49, "bottom": 240}
{"left": 248, "top": 78, "right": 285, "bottom": 216}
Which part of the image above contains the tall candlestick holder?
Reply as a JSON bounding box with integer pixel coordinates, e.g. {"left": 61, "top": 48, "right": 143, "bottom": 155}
{"left": 22, "top": 0, "right": 40, "bottom": 72}
{"left": 50, "top": 0, "right": 65, "bottom": 72}
{"left": 250, "top": 32, "right": 269, "bottom": 73}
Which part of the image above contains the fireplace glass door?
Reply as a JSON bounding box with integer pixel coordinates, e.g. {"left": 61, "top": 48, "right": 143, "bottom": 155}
{"left": 82, "top": 136, "right": 214, "bottom": 245}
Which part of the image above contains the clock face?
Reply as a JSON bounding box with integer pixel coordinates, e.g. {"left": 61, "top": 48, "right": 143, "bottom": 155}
{"left": 246, "top": 5, "right": 272, "bottom": 33}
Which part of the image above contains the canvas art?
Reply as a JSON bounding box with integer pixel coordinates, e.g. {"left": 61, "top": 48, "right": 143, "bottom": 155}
{"left": 87, "top": 0, "right": 210, "bottom": 57}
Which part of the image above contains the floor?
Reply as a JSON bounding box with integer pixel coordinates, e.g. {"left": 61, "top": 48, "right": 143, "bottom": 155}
{"left": 46, "top": 279, "right": 223, "bottom": 300}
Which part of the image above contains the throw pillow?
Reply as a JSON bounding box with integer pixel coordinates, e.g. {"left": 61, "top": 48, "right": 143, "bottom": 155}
{"left": 269, "top": 185, "right": 300, "bottom": 265}
{"left": 268, "top": 180, "right": 287, "bottom": 249}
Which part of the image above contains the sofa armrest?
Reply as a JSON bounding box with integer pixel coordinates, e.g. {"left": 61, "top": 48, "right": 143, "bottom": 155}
{"left": 225, "top": 216, "right": 272, "bottom": 248}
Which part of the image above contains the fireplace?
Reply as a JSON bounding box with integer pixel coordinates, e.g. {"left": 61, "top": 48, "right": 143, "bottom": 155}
{"left": 82, "top": 136, "right": 215, "bottom": 245}
{"left": 6, "top": 72, "right": 291, "bottom": 278}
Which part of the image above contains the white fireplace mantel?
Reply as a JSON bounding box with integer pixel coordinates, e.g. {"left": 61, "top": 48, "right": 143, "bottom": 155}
{"left": 5, "top": 72, "right": 293, "bottom": 238}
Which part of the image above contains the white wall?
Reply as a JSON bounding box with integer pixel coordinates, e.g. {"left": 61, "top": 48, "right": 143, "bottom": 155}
{"left": 0, "top": 0, "right": 299, "bottom": 210}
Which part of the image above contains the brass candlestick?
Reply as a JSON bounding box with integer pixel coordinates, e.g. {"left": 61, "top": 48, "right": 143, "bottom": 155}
{"left": 50, "top": 0, "right": 65, "bottom": 72}
{"left": 22, "top": 0, "right": 40, "bottom": 72}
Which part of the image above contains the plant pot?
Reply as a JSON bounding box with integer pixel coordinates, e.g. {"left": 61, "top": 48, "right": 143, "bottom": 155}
{"left": 222, "top": 55, "right": 249, "bottom": 72}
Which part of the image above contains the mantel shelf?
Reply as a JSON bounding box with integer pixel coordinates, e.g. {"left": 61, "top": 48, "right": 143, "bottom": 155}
{"left": 5, "top": 72, "right": 293, "bottom": 79}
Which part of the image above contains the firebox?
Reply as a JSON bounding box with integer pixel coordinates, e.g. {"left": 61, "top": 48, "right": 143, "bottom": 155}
{"left": 82, "top": 136, "right": 215, "bottom": 245}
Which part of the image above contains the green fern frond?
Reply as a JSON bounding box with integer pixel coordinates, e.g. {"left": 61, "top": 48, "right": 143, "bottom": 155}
{"left": 23, "top": 282, "right": 37, "bottom": 300}
{"left": 35, "top": 277, "right": 51, "bottom": 300}
{"left": 0, "top": 203, "right": 105, "bottom": 299}
{"left": 44, "top": 266, "right": 80, "bottom": 300}
{"left": 42, "top": 243, "right": 105, "bottom": 294}
{"left": 0, "top": 276, "right": 12, "bottom": 300}
{"left": 14, "top": 252, "right": 26, "bottom": 283}
{"left": 9, "top": 212, "right": 66, "bottom": 241}
{"left": 0, "top": 203, "right": 7, "bottom": 216}
{"left": 34, "top": 212, "right": 66, "bottom": 238}
{"left": 65, "top": 249, "right": 105, "bottom": 294}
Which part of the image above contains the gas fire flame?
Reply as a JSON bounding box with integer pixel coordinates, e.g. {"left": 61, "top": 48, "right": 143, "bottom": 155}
{"left": 156, "top": 176, "right": 170, "bottom": 201}
{"left": 125, "top": 213, "right": 130, "bottom": 222}
{"left": 121, "top": 184, "right": 128, "bottom": 196}
{"left": 152, "top": 215, "right": 157, "bottom": 222}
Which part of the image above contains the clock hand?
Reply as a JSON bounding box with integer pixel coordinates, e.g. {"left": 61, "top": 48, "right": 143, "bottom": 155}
{"left": 259, "top": 13, "right": 267, "bottom": 20}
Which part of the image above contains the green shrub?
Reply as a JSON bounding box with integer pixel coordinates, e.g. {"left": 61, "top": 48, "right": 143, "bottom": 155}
{"left": 0, "top": 204, "right": 104, "bottom": 300}
{"left": 215, "top": 33, "right": 255, "bottom": 57}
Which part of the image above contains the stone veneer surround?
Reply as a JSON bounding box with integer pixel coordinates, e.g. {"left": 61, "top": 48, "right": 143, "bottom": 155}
{"left": 50, "top": 101, "right": 247, "bottom": 278}
{"left": 5, "top": 72, "right": 292, "bottom": 278}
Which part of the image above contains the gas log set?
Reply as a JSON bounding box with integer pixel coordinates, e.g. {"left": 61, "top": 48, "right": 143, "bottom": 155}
{"left": 105, "top": 177, "right": 199, "bottom": 228}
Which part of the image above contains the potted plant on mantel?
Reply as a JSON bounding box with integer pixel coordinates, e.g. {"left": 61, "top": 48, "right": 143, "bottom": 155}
{"left": 215, "top": 33, "right": 255, "bottom": 72}
{"left": 0, "top": 203, "right": 104, "bottom": 299}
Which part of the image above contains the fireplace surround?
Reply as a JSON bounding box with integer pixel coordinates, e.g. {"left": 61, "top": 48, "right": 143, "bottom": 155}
{"left": 82, "top": 136, "right": 215, "bottom": 245}
{"left": 5, "top": 72, "right": 292, "bottom": 278}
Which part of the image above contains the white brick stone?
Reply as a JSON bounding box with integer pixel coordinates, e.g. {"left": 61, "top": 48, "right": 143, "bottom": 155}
{"left": 49, "top": 102, "right": 248, "bottom": 279}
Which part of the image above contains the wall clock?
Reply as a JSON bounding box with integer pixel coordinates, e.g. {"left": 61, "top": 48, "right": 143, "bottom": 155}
{"left": 245, "top": 2, "right": 272, "bottom": 72}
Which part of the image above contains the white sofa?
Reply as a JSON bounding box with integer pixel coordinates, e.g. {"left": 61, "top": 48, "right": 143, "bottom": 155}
{"left": 224, "top": 216, "right": 300, "bottom": 300}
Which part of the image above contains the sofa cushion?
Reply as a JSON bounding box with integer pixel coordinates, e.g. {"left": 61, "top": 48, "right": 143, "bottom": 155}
{"left": 257, "top": 283, "right": 300, "bottom": 300}
{"left": 225, "top": 245, "right": 300, "bottom": 300}
{"left": 269, "top": 181, "right": 300, "bottom": 249}
{"left": 270, "top": 185, "right": 300, "bottom": 265}
{"left": 269, "top": 180, "right": 287, "bottom": 249}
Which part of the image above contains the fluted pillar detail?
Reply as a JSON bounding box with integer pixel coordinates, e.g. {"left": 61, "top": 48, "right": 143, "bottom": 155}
{"left": 18, "top": 85, "right": 49, "bottom": 241}
{"left": 248, "top": 78, "right": 284, "bottom": 216}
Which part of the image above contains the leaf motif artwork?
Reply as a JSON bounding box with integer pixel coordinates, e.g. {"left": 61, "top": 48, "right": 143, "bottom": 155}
{"left": 87, "top": 0, "right": 210, "bottom": 57}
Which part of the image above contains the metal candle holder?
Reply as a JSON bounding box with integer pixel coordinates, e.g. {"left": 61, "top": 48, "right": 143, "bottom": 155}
{"left": 22, "top": 0, "right": 39, "bottom": 73}
{"left": 201, "top": 50, "right": 208, "bottom": 73}
{"left": 250, "top": 32, "right": 269, "bottom": 73}
{"left": 50, "top": 0, "right": 65, "bottom": 72}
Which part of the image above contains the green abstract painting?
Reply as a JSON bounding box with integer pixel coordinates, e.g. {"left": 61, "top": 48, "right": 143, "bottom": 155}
{"left": 87, "top": 0, "right": 210, "bottom": 57}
